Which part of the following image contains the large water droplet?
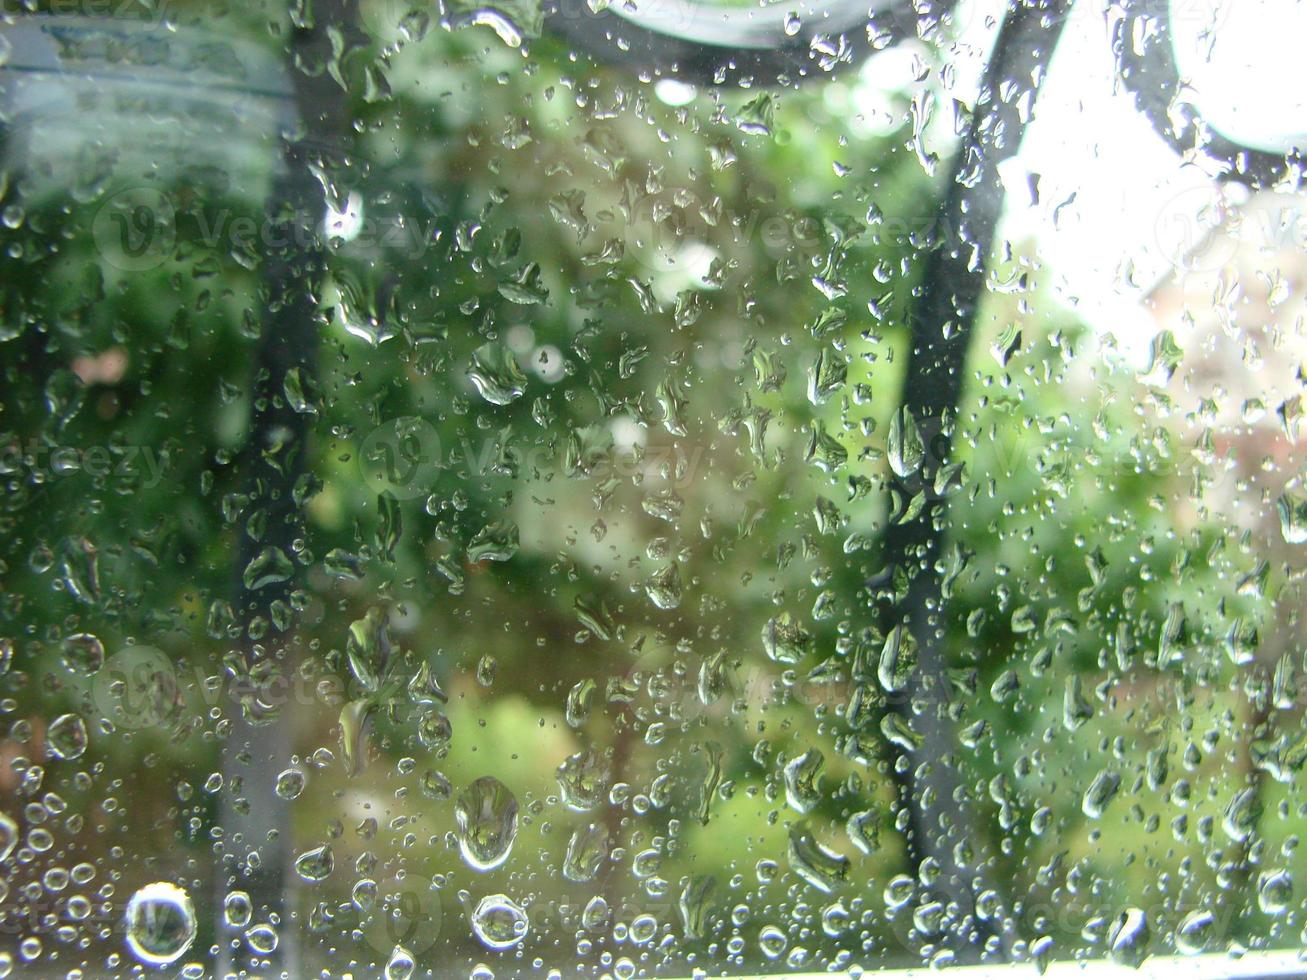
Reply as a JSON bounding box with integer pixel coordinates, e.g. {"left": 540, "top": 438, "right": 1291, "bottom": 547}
{"left": 1257, "top": 869, "right": 1293, "bottom": 916}
{"left": 385, "top": 943, "right": 416, "bottom": 980}
{"left": 455, "top": 776, "right": 519, "bottom": 871}
{"left": 469, "top": 341, "right": 527, "bottom": 405}
{"left": 1081, "top": 769, "right": 1120, "bottom": 819}
{"left": 876, "top": 624, "right": 916, "bottom": 694}
{"left": 224, "top": 890, "right": 253, "bottom": 929}
{"left": 782, "top": 748, "right": 824, "bottom": 814}
{"left": 562, "top": 822, "right": 607, "bottom": 883}
{"left": 786, "top": 824, "right": 849, "bottom": 893}
{"left": 46, "top": 713, "right": 88, "bottom": 760}
{"left": 471, "top": 894, "right": 529, "bottom": 949}
{"left": 644, "top": 562, "right": 683, "bottom": 610}
{"left": 1174, "top": 909, "right": 1214, "bottom": 955}
{"left": 275, "top": 768, "right": 306, "bottom": 800}
{"left": 557, "top": 748, "right": 609, "bottom": 811}
{"left": 1107, "top": 907, "right": 1149, "bottom": 968}
{"left": 295, "top": 844, "right": 335, "bottom": 883}
{"left": 124, "top": 882, "right": 196, "bottom": 966}
{"left": 61, "top": 633, "right": 104, "bottom": 673}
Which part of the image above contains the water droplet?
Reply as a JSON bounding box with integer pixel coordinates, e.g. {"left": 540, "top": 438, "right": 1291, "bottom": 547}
{"left": 1107, "top": 907, "right": 1149, "bottom": 967}
{"left": 245, "top": 923, "right": 279, "bottom": 955}
{"left": 678, "top": 875, "right": 715, "bottom": 939}
{"left": 385, "top": 944, "right": 416, "bottom": 980}
{"left": 243, "top": 546, "right": 293, "bottom": 591}
{"left": 1257, "top": 869, "right": 1293, "bottom": 916}
{"left": 876, "top": 624, "right": 916, "bottom": 694}
{"left": 1081, "top": 769, "right": 1120, "bottom": 819}
{"left": 471, "top": 894, "right": 528, "bottom": 950}
{"left": 1222, "top": 787, "right": 1259, "bottom": 842}
{"left": 275, "top": 768, "right": 306, "bottom": 800}
{"left": 61, "top": 634, "right": 104, "bottom": 673}
{"left": 787, "top": 824, "right": 849, "bottom": 893}
{"left": 468, "top": 520, "right": 520, "bottom": 562}
{"left": 124, "top": 882, "right": 196, "bottom": 966}
{"left": 846, "top": 809, "right": 881, "bottom": 855}
{"left": 224, "top": 890, "right": 253, "bottom": 929}
{"left": 887, "top": 408, "right": 924, "bottom": 479}
{"left": 1174, "top": 908, "right": 1214, "bottom": 955}
{"left": 762, "top": 613, "right": 811, "bottom": 665}
{"left": 759, "top": 924, "right": 788, "bottom": 959}
{"left": 562, "top": 822, "right": 607, "bottom": 883}
{"left": 581, "top": 895, "right": 609, "bottom": 931}
{"left": 557, "top": 748, "right": 609, "bottom": 811}
{"left": 295, "top": 844, "right": 335, "bottom": 883}
{"left": 469, "top": 341, "right": 527, "bottom": 405}
{"left": 455, "top": 776, "right": 519, "bottom": 871}
{"left": 1277, "top": 491, "right": 1307, "bottom": 543}
{"left": 46, "top": 713, "right": 87, "bottom": 760}
{"left": 782, "top": 748, "right": 824, "bottom": 814}
{"left": 644, "top": 562, "right": 683, "bottom": 610}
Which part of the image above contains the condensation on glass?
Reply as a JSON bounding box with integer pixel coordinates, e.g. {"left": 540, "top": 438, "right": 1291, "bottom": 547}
{"left": 0, "top": 0, "right": 1304, "bottom": 978}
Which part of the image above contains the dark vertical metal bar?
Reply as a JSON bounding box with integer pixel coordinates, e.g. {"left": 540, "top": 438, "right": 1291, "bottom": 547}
{"left": 873, "top": 0, "right": 1070, "bottom": 962}
{"left": 216, "top": 2, "right": 358, "bottom": 975}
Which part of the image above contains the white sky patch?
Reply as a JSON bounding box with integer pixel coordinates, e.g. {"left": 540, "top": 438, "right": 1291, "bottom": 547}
{"left": 849, "top": 0, "right": 1305, "bottom": 368}
{"left": 654, "top": 78, "right": 698, "bottom": 106}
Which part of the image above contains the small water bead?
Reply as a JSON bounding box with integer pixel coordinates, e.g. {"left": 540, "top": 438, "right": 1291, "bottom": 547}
{"left": 124, "top": 882, "right": 197, "bottom": 966}
{"left": 471, "top": 894, "right": 529, "bottom": 950}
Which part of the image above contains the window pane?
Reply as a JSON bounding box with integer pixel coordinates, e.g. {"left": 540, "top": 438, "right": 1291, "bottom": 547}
{"left": 0, "top": 1, "right": 1304, "bottom": 977}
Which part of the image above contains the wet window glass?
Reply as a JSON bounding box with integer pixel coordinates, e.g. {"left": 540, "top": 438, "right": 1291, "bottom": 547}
{"left": 0, "top": 0, "right": 1305, "bottom": 977}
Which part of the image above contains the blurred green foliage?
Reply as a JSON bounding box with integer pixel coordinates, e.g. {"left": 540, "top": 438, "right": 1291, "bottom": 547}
{"left": 0, "top": 4, "right": 1302, "bottom": 977}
